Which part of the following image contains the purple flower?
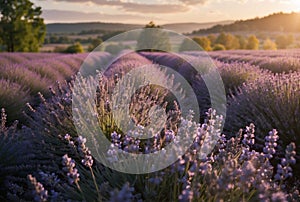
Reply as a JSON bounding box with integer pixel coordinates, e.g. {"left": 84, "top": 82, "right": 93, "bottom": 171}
{"left": 179, "top": 188, "right": 193, "bottom": 202}
{"left": 27, "top": 174, "right": 48, "bottom": 202}
{"left": 109, "top": 182, "right": 135, "bottom": 202}
{"left": 271, "top": 191, "right": 287, "bottom": 202}
{"left": 263, "top": 129, "right": 279, "bottom": 159}
{"left": 61, "top": 154, "right": 80, "bottom": 185}
{"left": 285, "top": 142, "right": 296, "bottom": 165}
{"left": 274, "top": 142, "right": 297, "bottom": 182}
{"left": 242, "top": 123, "right": 255, "bottom": 147}
{"left": 77, "top": 136, "right": 94, "bottom": 167}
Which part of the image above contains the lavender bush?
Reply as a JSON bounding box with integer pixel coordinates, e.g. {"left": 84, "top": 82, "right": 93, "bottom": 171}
{"left": 226, "top": 72, "right": 300, "bottom": 142}
{"left": 0, "top": 51, "right": 299, "bottom": 201}
{"left": 213, "top": 60, "right": 271, "bottom": 95}
{"left": 225, "top": 71, "right": 300, "bottom": 178}
{"left": 210, "top": 50, "right": 300, "bottom": 73}
{"left": 1, "top": 101, "right": 298, "bottom": 201}
{"left": 0, "top": 53, "right": 91, "bottom": 124}
{"left": 0, "top": 80, "right": 30, "bottom": 122}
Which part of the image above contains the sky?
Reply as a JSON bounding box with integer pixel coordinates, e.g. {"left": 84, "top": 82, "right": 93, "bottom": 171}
{"left": 32, "top": 0, "right": 300, "bottom": 24}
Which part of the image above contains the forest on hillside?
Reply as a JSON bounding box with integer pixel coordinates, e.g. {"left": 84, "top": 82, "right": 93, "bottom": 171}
{"left": 193, "top": 12, "right": 300, "bottom": 34}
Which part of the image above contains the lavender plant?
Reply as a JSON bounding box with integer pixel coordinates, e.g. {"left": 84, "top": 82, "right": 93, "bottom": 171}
{"left": 2, "top": 88, "right": 299, "bottom": 201}
{"left": 225, "top": 71, "right": 300, "bottom": 178}
{"left": 0, "top": 51, "right": 299, "bottom": 201}
{"left": 214, "top": 60, "right": 271, "bottom": 95}
{"left": 226, "top": 72, "right": 300, "bottom": 143}
{"left": 210, "top": 50, "right": 300, "bottom": 73}
{"left": 0, "top": 80, "right": 30, "bottom": 123}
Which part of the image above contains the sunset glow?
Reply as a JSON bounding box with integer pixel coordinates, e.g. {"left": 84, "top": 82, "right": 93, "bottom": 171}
{"left": 32, "top": 0, "right": 300, "bottom": 24}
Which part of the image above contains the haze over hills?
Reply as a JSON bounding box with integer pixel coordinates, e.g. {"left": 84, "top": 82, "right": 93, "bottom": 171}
{"left": 192, "top": 12, "right": 300, "bottom": 34}
{"left": 46, "top": 20, "right": 234, "bottom": 34}
{"left": 160, "top": 21, "right": 233, "bottom": 33}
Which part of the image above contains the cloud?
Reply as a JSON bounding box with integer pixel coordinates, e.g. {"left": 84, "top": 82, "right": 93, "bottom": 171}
{"left": 51, "top": 0, "right": 191, "bottom": 13}
{"left": 120, "top": 3, "right": 189, "bottom": 13}
{"left": 42, "top": 9, "right": 160, "bottom": 22}
{"left": 179, "top": 0, "right": 209, "bottom": 5}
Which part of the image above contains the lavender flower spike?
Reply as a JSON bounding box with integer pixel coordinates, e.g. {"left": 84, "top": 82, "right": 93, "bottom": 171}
{"left": 27, "top": 174, "right": 48, "bottom": 202}
{"left": 61, "top": 154, "right": 80, "bottom": 185}
{"left": 263, "top": 129, "right": 279, "bottom": 159}
{"left": 77, "top": 136, "right": 94, "bottom": 167}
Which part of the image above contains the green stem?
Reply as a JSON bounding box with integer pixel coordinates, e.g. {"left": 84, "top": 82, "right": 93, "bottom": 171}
{"left": 75, "top": 181, "right": 87, "bottom": 202}
{"left": 89, "top": 167, "right": 102, "bottom": 202}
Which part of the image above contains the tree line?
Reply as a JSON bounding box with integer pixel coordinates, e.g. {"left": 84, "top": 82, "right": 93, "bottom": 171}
{"left": 193, "top": 12, "right": 300, "bottom": 34}
{"left": 180, "top": 32, "right": 295, "bottom": 51}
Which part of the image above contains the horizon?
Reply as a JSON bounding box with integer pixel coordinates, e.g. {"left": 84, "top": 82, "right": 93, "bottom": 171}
{"left": 45, "top": 19, "right": 235, "bottom": 25}
{"left": 33, "top": 0, "right": 300, "bottom": 24}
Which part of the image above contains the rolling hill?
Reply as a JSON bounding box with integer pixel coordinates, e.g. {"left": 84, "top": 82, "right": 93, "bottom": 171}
{"left": 162, "top": 21, "right": 233, "bottom": 33}
{"left": 192, "top": 12, "right": 300, "bottom": 34}
{"left": 46, "top": 20, "right": 233, "bottom": 34}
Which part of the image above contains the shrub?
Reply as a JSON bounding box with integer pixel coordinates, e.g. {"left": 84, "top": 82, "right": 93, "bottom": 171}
{"left": 275, "top": 34, "right": 294, "bottom": 49}
{"left": 213, "top": 44, "right": 226, "bottom": 51}
{"left": 215, "top": 33, "right": 240, "bottom": 50}
{"left": 263, "top": 38, "right": 277, "bottom": 50}
{"left": 192, "top": 37, "right": 212, "bottom": 51}
{"left": 246, "top": 35, "right": 259, "bottom": 50}
{"left": 64, "top": 43, "right": 84, "bottom": 54}
{"left": 88, "top": 38, "right": 103, "bottom": 52}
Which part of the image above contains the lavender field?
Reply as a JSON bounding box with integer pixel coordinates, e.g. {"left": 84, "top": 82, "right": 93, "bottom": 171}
{"left": 0, "top": 50, "right": 299, "bottom": 201}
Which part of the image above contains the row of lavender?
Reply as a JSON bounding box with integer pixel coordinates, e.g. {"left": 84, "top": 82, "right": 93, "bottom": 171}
{"left": 209, "top": 49, "right": 300, "bottom": 73}
{"left": 142, "top": 51, "right": 299, "bottom": 163}
{"left": 0, "top": 51, "right": 299, "bottom": 201}
{"left": 0, "top": 53, "right": 90, "bottom": 123}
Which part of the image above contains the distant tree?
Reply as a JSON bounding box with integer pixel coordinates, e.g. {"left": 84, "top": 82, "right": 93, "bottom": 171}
{"left": 136, "top": 21, "right": 171, "bottom": 52}
{"left": 179, "top": 38, "right": 198, "bottom": 52}
{"left": 231, "top": 35, "right": 240, "bottom": 50}
{"left": 263, "top": 38, "right": 277, "bottom": 50}
{"left": 213, "top": 44, "right": 226, "bottom": 51}
{"left": 193, "top": 13, "right": 300, "bottom": 34}
{"left": 246, "top": 35, "right": 259, "bottom": 50}
{"left": 275, "top": 34, "right": 294, "bottom": 49}
{"left": 215, "top": 32, "right": 240, "bottom": 50}
{"left": 287, "top": 34, "right": 295, "bottom": 45}
{"left": 0, "top": 0, "right": 46, "bottom": 52}
{"left": 215, "top": 32, "right": 227, "bottom": 47}
{"left": 275, "top": 35, "right": 286, "bottom": 49}
{"left": 88, "top": 38, "right": 103, "bottom": 52}
{"left": 207, "top": 34, "right": 217, "bottom": 46}
{"left": 145, "top": 21, "right": 161, "bottom": 28}
{"left": 64, "top": 42, "right": 84, "bottom": 53}
{"left": 48, "top": 36, "right": 72, "bottom": 44}
{"left": 236, "top": 35, "right": 247, "bottom": 49}
{"left": 49, "top": 36, "right": 59, "bottom": 44}
{"left": 105, "top": 43, "right": 131, "bottom": 54}
{"left": 192, "top": 37, "right": 212, "bottom": 51}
